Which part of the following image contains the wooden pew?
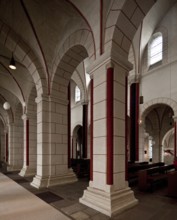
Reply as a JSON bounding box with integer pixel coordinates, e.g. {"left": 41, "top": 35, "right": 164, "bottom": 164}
{"left": 128, "top": 162, "right": 164, "bottom": 183}
{"left": 167, "top": 171, "right": 177, "bottom": 197}
{"left": 138, "top": 164, "right": 175, "bottom": 192}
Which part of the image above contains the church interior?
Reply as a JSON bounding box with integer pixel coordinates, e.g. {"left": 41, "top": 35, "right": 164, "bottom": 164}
{"left": 0, "top": 0, "right": 177, "bottom": 219}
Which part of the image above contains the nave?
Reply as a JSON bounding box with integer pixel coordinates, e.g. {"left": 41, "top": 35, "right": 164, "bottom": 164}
{"left": 1, "top": 171, "right": 177, "bottom": 220}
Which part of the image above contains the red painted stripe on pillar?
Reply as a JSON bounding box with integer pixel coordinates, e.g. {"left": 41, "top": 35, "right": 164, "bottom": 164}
{"left": 68, "top": 83, "right": 71, "bottom": 168}
{"left": 135, "top": 83, "right": 139, "bottom": 161}
{"left": 90, "top": 79, "right": 93, "bottom": 181}
{"left": 107, "top": 67, "right": 114, "bottom": 185}
{"left": 6, "top": 133, "right": 8, "bottom": 163}
{"left": 125, "top": 76, "right": 128, "bottom": 180}
{"left": 26, "top": 119, "right": 29, "bottom": 166}
{"left": 174, "top": 122, "right": 176, "bottom": 159}
{"left": 82, "top": 104, "right": 88, "bottom": 158}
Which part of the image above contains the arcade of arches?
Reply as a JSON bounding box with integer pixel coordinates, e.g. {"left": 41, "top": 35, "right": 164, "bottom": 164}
{"left": 0, "top": 0, "right": 177, "bottom": 217}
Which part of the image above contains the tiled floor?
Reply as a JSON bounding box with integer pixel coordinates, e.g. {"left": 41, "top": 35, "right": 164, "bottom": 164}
{"left": 3, "top": 171, "right": 177, "bottom": 220}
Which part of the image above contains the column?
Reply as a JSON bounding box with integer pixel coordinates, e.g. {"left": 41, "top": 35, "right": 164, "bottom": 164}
{"left": 19, "top": 114, "right": 36, "bottom": 176}
{"left": 80, "top": 55, "right": 138, "bottom": 217}
{"left": 68, "top": 83, "right": 71, "bottom": 168}
{"left": 5, "top": 131, "right": 8, "bottom": 163}
{"left": 31, "top": 95, "right": 77, "bottom": 189}
{"left": 7, "top": 122, "right": 15, "bottom": 171}
{"left": 139, "top": 123, "right": 145, "bottom": 162}
{"left": 0, "top": 130, "right": 5, "bottom": 161}
{"left": 82, "top": 102, "right": 88, "bottom": 158}
{"left": 129, "top": 82, "right": 139, "bottom": 162}
{"left": 9, "top": 116, "right": 24, "bottom": 171}
{"left": 152, "top": 133, "right": 160, "bottom": 163}
{"left": 90, "top": 79, "right": 93, "bottom": 180}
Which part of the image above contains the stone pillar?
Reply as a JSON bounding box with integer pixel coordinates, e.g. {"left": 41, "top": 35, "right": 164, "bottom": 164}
{"left": 80, "top": 54, "right": 138, "bottom": 217}
{"left": 7, "top": 123, "right": 14, "bottom": 169}
{"left": 152, "top": 134, "right": 160, "bottom": 163}
{"left": 0, "top": 130, "right": 5, "bottom": 161}
{"left": 31, "top": 95, "right": 77, "bottom": 189}
{"left": 8, "top": 120, "right": 23, "bottom": 171}
{"left": 19, "top": 114, "right": 36, "bottom": 177}
{"left": 139, "top": 123, "right": 145, "bottom": 162}
{"left": 90, "top": 78, "right": 93, "bottom": 180}
{"left": 129, "top": 82, "right": 139, "bottom": 162}
{"left": 68, "top": 83, "right": 71, "bottom": 168}
{"left": 5, "top": 131, "right": 8, "bottom": 163}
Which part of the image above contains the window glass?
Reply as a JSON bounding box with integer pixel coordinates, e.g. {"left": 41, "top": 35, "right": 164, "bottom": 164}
{"left": 149, "top": 34, "right": 163, "bottom": 65}
{"left": 75, "top": 86, "right": 81, "bottom": 102}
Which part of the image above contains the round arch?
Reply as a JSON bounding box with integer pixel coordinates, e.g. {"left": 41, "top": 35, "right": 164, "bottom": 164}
{"left": 51, "top": 29, "right": 95, "bottom": 84}
{"left": 104, "top": 0, "right": 156, "bottom": 55}
{"left": 51, "top": 44, "right": 89, "bottom": 98}
{"left": 140, "top": 98, "right": 177, "bottom": 121}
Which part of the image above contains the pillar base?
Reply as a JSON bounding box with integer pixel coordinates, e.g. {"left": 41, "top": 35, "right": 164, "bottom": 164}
{"left": 80, "top": 185, "right": 138, "bottom": 217}
{"left": 7, "top": 165, "right": 21, "bottom": 172}
{"left": 47, "top": 169, "right": 77, "bottom": 187}
{"left": 31, "top": 169, "right": 77, "bottom": 189}
{"left": 19, "top": 166, "right": 36, "bottom": 177}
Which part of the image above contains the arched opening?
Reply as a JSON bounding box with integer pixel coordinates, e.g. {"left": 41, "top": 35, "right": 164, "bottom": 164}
{"left": 144, "top": 104, "right": 174, "bottom": 163}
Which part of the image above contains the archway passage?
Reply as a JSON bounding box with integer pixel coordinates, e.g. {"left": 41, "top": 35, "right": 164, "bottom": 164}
{"left": 71, "top": 125, "right": 90, "bottom": 179}
{"left": 144, "top": 104, "right": 174, "bottom": 163}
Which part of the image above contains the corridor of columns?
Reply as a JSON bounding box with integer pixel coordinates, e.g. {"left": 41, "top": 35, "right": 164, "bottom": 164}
{"left": 0, "top": 0, "right": 177, "bottom": 218}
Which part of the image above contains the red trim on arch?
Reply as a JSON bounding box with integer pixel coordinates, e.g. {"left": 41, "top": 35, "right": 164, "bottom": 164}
{"left": 90, "top": 79, "right": 93, "bottom": 181}
{"left": 26, "top": 119, "right": 29, "bottom": 166}
{"left": 106, "top": 67, "right": 114, "bottom": 185}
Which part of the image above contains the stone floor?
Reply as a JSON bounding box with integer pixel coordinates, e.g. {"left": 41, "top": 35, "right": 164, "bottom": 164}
{"left": 3, "top": 171, "right": 177, "bottom": 220}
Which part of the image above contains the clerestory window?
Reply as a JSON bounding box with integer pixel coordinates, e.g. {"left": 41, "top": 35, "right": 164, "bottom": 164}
{"left": 75, "top": 86, "right": 81, "bottom": 102}
{"left": 149, "top": 33, "right": 163, "bottom": 66}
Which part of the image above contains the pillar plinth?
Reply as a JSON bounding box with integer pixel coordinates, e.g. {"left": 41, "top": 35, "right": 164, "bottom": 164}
{"left": 80, "top": 182, "right": 137, "bottom": 217}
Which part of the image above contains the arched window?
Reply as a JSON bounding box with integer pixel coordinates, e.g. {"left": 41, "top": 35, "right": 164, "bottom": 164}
{"left": 75, "top": 86, "right": 81, "bottom": 102}
{"left": 149, "top": 33, "right": 163, "bottom": 66}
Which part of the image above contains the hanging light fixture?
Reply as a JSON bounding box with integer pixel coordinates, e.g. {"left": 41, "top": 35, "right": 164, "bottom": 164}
{"left": 9, "top": 53, "right": 16, "bottom": 70}
{"left": 3, "top": 102, "right": 11, "bottom": 110}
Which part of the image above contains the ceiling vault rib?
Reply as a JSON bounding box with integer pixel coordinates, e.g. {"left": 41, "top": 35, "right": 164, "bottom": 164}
{"left": 20, "top": 0, "right": 50, "bottom": 95}
{"left": 66, "top": 0, "right": 96, "bottom": 59}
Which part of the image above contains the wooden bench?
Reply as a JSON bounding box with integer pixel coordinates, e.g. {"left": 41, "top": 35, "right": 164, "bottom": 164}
{"left": 138, "top": 164, "right": 175, "bottom": 192}
{"left": 128, "top": 162, "right": 164, "bottom": 184}
{"left": 168, "top": 171, "right": 177, "bottom": 197}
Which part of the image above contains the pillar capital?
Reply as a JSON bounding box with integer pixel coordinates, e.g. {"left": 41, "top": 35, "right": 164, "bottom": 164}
{"left": 86, "top": 48, "right": 132, "bottom": 77}
{"left": 21, "top": 114, "right": 28, "bottom": 121}
{"left": 35, "top": 94, "right": 49, "bottom": 104}
{"left": 81, "top": 100, "right": 88, "bottom": 106}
